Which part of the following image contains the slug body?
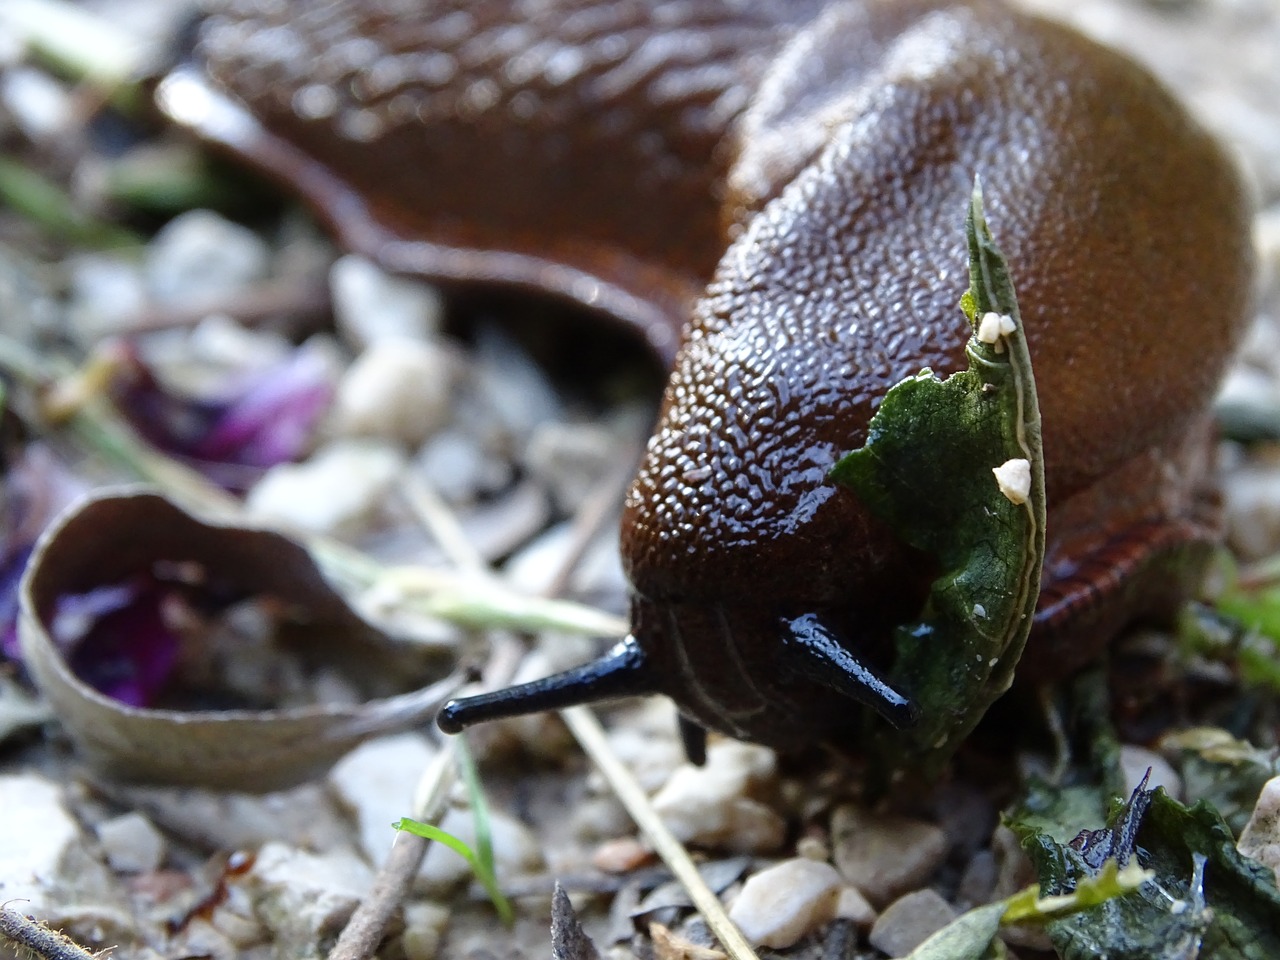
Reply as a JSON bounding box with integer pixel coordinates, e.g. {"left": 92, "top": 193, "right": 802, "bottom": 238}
{"left": 168, "top": 0, "right": 1254, "bottom": 755}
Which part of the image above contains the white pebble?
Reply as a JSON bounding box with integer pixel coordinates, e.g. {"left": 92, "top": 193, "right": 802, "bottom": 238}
{"left": 469, "top": 327, "right": 561, "bottom": 443}
{"left": 522, "top": 421, "right": 618, "bottom": 512}
{"left": 727, "top": 858, "right": 842, "bottom": 948}
{"left": 414, "top": 429, "right": 514, "bottom": 504}
{"left": 1, "top": 67, "right": 72, "bottom": 139}
{"left": 834, "top": 885, "right": 877, "bottom": 926}
{"left": 246, "top": 439, "right": 405, "bottom": 537}
{"left": 650, "top": 741, "right": 785, "bottom": 853}
{"left": 66, "top": 254, "right": 148, "bottom": 337}
{"left": 328, "top": 733, "right": 437, "bottom": 862}
{"left": 330, "top": 255, "right": 444, "bottom": 347}
{"left": 247, "top": 843, "right": 373, "bottom": 951}
{"left": 145, "top": 210, "right": 270, "bottom": 306}
{"left": 1238, "top": 776, "right": 1280, "bottom": 880}
{"left": 868, "top": 888, "right": 957, "bottom": 957}
{"left": 400, "top": 901, "right": 450, "bottom": 960}
{"left": 0, "top": 773, "right": 81, "bottom": 909}
{"left": 1224, "top": 461, "right": 1280, "bottom": 560}
{"left": 329, "top": 338, "right": 457, "bottom": 446}
{"left": 830, "top": 805, "right": 948, "bottom": 906}
{"left": 96, "top": 811, "right": 166, "bottom": 874}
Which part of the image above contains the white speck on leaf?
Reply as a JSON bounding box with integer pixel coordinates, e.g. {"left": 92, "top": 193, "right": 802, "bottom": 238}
{"left": 993, "top": 458, "right": 1032, "bottom": 504}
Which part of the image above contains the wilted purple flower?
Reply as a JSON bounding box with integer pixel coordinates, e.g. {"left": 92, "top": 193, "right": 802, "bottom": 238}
{"left": 55, "top": 580, "right": 180, "bottom": 708}
{"left": 114, "top": 341, "right": 334, "bottom": 491}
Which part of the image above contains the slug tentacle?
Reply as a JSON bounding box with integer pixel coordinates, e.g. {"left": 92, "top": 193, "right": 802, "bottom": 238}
{"left": 437, "top": 636, "right": 656, "bottom": 733}
{"left": 781, "top": 614, "right": 917, "bottom": 729}
{"left": 677, "top": 715, "right": 709, "bottom": 766}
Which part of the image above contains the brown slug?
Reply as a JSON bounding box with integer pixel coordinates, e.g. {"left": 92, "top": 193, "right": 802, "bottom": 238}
{"left": 162, "top": 0, "right": 1254, "bottom": 760}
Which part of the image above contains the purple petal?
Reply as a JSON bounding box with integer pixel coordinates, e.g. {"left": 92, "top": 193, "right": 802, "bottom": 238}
{"left": 195, "top": 345, "right": 334, "bottom": 467}
{"left": 114, "top": 342, "right": 334, "bottom": 491}
{"left": 57, "top": 581, "right": 180, "bottom": 708}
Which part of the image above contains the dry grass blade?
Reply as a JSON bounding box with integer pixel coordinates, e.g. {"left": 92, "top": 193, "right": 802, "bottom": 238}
{"left": 560, "top": 706, "right": 759, "bottom": 960}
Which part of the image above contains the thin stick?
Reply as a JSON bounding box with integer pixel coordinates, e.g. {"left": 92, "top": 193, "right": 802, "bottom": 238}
{"left": 560, "top": 707, "right": 758, "bottom": 960}
{"left": 0, "top": 906, "right": 101, "bottom": 960}
{"left": 327, "top": 744, "right": 457, "bottom": 960}
{"left": 398, "top": 473, "right": 489, "bottom": 574}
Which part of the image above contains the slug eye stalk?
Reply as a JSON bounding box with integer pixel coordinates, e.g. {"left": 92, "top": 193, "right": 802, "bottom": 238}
{"left": 436, "top": 635, "right": 657, "bottom": 734}
{"left": 780, "top": 613, "right": 918, "bottom": 729}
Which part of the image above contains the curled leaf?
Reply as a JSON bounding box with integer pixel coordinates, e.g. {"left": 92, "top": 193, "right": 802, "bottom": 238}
{"left": 18, "top": 488, "right": 456, "bottom": 791}
{"left": 830, "top": 179, "right": 1046, "bottom": 778}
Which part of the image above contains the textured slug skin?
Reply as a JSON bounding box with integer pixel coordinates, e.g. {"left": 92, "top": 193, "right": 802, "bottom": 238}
{"left": 178, "top": 0, "right": 1254, "bottom": 750}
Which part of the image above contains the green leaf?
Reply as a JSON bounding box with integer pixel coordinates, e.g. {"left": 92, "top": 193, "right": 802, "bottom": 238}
{"left": 395, "top": 777, "right": 515, "bottom": 927}
{"left": 1013, "top": 784, "right": 1280, "bottom": 959}
{"left": 454, "top": 738, "right": 508, "bottom": 922}
{"left": 902, "top": 861, "right": 1151, "bottom": 960}
{"left": 902, "top": 901, "right": 1006, "bottom": 960}
{"left": 0, "top": 157, "right": 141, "bottom": 249}
{"left": 830, "top": 177, "right": 1045, "bottom": 778}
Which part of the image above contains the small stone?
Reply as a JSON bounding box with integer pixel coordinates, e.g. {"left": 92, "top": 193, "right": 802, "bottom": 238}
{"left": 592, "top": 837, "right": 653, "bottom": 874}
{"left": 66, "top": 253, "right": 148, "bottom": 337}
{"left": 469, "top": 325, "right": 562, "bottom": 443}
{"left": 830, "top": 805, "right": 948, "bottom": 906}
{"left": 1119, "top": 744, "right": 1183, "bottom": 799}
{"left": 96, "top": 812, "right": 166, "bottom": 874}
{"left": 728, "top": 858, "right": 842, "bottom": 948}
{"left": 523, "top": 420, "right": 618, "bottom": 512}
{"left": 572, "top": 795, "right": 632, "bottom": 843}
{"left": 868, "top": 888, "right": 957, "bottom": 957}
{"left": 328, "top": 733, "right": 437, "bottom": 862}
{"left": 0, "top": 773, "right": 82, "bottom": 909}
{"left": 145, "top": 210, "right": 270, "bottom": 306}
{"left": 0, "top": 773, "right": 132, "bottom": 947}
{"left": 106, "top": 782, "right": 350, "bottom": 853}
{"left": 650, "top": 742, "right": 785, "bottom": 853}
{"left": 400, "top": 901, "right": 451, "bottom": 960}
{"left": 329, "top": 338, "right": 457, "bottom": 446}
{"left": 954, "top": 850, "right": 998, "bottom": 910}
{"left": 1224, "top": 462, "right": 1280, "bottom": 561}
{"left": 420, "top": 806, "right": 544, "bottom": 888}
{"left": 247, "top": 842, "right": 374, "bottom": 952}
{"left": 414, "top": 429, "right": 514, "bottom": 504}
{"left": 1, "top": 67, "right": 72, "bottom": 139}
{"left": 796, "top": 836, "right": 830, "bottom": 862}
{"left": 503, "top": 521, "right": 627, "bottom": 608}
{"left": 330, "top": 255, "right": 444, "bottom": 348}
{"left": 598, "top": 700, "right": 687, "bottom": 794}
{"left": 834, "top": 886, "right": 877, "bottom": 927}
{"left": 246, "top": 439, "right": 405, "bottom": 537}
{"left": 649, "top": 922, "right": 725, "bottom": 960}
{"left": 1238, "top": 776, "right": 1280, "bottom": 879}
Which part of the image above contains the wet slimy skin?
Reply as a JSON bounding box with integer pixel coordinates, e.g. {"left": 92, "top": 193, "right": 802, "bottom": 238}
{"left": 165, "top": 0, "right": 1254, "bottom": 757}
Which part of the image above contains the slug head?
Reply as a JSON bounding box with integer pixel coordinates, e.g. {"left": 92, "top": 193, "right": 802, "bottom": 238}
{"left": 438, "top": 0, "right": 1254, "bottom": 759}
